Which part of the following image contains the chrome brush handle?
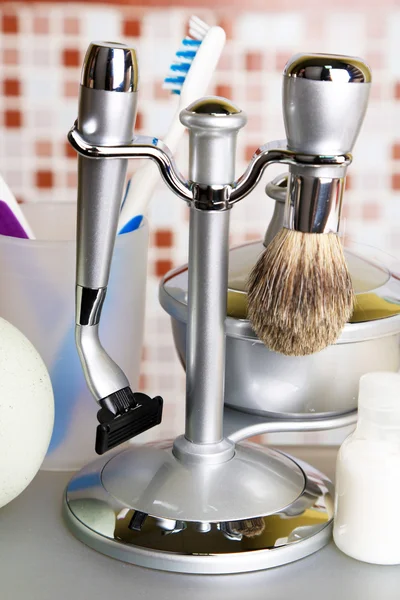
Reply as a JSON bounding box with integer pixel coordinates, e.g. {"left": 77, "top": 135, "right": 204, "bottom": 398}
{"left": 282, "top": 53, "right": 371, "bottom": 234}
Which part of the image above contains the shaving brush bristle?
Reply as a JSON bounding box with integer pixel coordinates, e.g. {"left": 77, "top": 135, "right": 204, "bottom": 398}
{"left": 247, "top": 229, "right": 355, "bottom": 357}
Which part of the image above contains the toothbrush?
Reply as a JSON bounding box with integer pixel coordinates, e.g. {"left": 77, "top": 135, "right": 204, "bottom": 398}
{"left": 48, "top": 19, "right": 226, "bottom": 454}
{"left": 118, "top": 16, "right": 226, "bottom": 234}
{"left": 0, "top": 174, "right": 34, "bottom": 238}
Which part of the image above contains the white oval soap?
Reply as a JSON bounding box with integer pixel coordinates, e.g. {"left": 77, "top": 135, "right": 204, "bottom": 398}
{"left": 0, "top": 317, "right": 54, "bottom": 508}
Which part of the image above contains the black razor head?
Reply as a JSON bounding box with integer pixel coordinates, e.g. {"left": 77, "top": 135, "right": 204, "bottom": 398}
{"left": 95, "top": 389, "right": 163, "bottom": 455}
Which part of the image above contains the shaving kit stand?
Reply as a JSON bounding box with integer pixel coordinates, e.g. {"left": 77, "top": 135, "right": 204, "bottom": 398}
{"left": 63, "top": 44, "right": 371, "bottom": 574}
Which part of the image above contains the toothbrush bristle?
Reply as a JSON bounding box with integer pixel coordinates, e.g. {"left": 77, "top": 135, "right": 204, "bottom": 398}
{"left": 162, "top": 15, "right": 211, "bottom": 94}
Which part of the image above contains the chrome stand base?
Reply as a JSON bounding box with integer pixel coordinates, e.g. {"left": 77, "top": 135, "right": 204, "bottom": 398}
{"left": 63, "top": 441, "right": 334, "bottom": 574}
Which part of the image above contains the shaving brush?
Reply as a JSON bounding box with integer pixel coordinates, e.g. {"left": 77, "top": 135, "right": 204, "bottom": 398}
{"left": 248, "top": 54, "right": 371, "bottom": 356}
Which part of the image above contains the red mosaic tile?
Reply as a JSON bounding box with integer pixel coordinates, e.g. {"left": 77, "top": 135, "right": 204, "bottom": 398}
{"left": 245, "top": 52, "right": 263, "bottom": 71}
{"left": 33, "top": 16, "right": 49, "bottom": 34}
{"left": 139, "top": 374, "right": 147, "bottom": 390}
{"left": 2, "top": 14, "right": 18, "bottom": 34}
{"left": 392, "top": 144, "right": 400, "bottom": 160}
{"left": 36, "top": 170, "right": 54, "bottom": 189}
{"left": 345, "top": 175, "right": 352, "bottom": 191}
{"left": 62, "top": 49, "right": 80, "bottom": 68}
{"left": 64, "top": 80, "right": 79, "bottom": 98}
{"left": 123, "top": 18, "right": 141, "bottom": 38}
{"left": 4, "top": 110, "right": 22, "bottom": 128}
{"left": 64, "top": 17, "right": 79, "bottom": 35}
{"left": 35, "top": 140, "right": 52, "bottom": 157}
{"left": 155, "top": 229, "right": 173, "bottom": 247}
{"left": 65, "top": 141, "right": 77, "bottom": 159}
{"left": 155, "top": 259, "right": 173, "bottom": 277}
{"left": 362, "top": 203, "right": 381, "bottom": 220}
{"left": 394, "top": 82, "right": 400, "bottom": 100}
{"left": 215, "top": 84, "right": 233, "bottom": 99}
{"left": 3, "top": 49, "right": 18, "bottom": 65}
{"left": 4, "top": 79, "right": 20, "bottom": 97}
{"left": 391, "top": 174, "right": 400, "bottom": 190}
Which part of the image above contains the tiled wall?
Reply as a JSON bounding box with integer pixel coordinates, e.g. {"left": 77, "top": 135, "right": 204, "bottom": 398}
{"left": 1, "top": 2, "right": 399, "bottom": 445}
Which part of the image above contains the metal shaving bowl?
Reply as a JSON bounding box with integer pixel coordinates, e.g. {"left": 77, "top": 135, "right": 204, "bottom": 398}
{"left": 159, "top": 242, "right": 400, "bottom": 418}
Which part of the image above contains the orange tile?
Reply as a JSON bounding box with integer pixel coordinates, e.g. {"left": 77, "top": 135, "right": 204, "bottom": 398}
{"left": 245, "top": 145, "right": 257, "bottom": 162}
{"left": 64, "top": 17, "right": 79, "bottom": 35}
{"left": 341, "top": 204, "right": 351, "bottom": 219}
{"left": 2, "top": 14, "right": 18, "bottom": 34}
{"left": 35, "top": 140, "right": 52, "bottom": 157}
{"left": 135, "top": 111, "right": 143, "bottom": 130}
{"left": 36, "top": 171, "right": 54, "bottom": 189}
{"left": 245, "top": 52, "right": 263, "bottom": 71}
{"left": 62, "top": 49, "right": 80, "bottom": 68}
{"left": 345, "top": 175, "right": 352, "bottom": 191}
{"left": 365, "top": 52, "right": 383, "bottom": 70}
{"left": 4, "top": 110, "right": 22, "bottom": 128}
{"left": 392, "top": 144, "right": 400, "bottom": 160}
{"left": 276, "top": 52, "right": 291, "bottom": 72}
{"left": 245, "top": 231, "right": 262, "bottom": 242}
{"left": 217, "top": 53, "right": 232, "bottom": 71}
{"left": 217, "top": 17, "right": 234, "bottom": 39}
{"left": 139, "top": 374, "right": 147, "bottom": 390}
{"left": 246, "top": 84, "right": 263, "bottom": 102}
{"left": 394, "top": 82, "right": 400, "bottom": 100}
{"left": 153, "top": 81, "right": 171, "bottom": 100}
{"left": 215, "top": 84, "right": 232, "bottom": 99}
{"left": 362, "top": 204, "right": 381, "bottom": 220}
{"left": 3, "top": 49, "right": 18, "bottom": 65}
{"left": 155, "top": 229, "right": 173, "bottom": 247}
{"left": 391, "top": 174, "right": 400, "bottom": 190}
{"left": 247, "top": 114, "right": 263, "bottom": 132}
{"left": 64, "top": 80, "right": 79, "bottom": 98}
{"left": 33, "top": 16, "right": 49, "bottom": 34}
{"left": 67, "top": 172, "right": 77, "bottom": 188}
{"left": 65, "top": 141, "right": 76, "bottom": 159}
{"left": 155, "top": 259, "right": 173, "bottom": 277}
{"left": 3, "top": 79, "right": 20, "bottom": 97}
{"left": 123, "top": 19, "right": 141, "bottom": 37}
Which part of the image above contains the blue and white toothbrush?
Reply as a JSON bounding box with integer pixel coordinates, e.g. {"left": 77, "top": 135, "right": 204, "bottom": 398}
{"left": 49, "top": 17, "right": 226, "bottom": 454}
{"left": 118, "top": 16, "right": 226, "bottom": 234}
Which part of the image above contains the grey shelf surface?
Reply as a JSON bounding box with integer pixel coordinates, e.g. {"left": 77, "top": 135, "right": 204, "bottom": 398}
{"left": 0, "top": 446, "right": 399, "bottom": 600}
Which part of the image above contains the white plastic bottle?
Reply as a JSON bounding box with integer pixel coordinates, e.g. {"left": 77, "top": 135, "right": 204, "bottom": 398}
{"left": 333, "top": 371, "right": 400, "bottom": 564}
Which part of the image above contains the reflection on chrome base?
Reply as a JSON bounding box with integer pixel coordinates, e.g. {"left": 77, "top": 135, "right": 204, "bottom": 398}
{"left": 64, "top": 441, "right": 334, "bottom": 574}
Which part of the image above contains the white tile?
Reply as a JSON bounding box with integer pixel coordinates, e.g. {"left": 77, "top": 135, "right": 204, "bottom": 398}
{"left": 236, "top": 12, "right": 305, "bottom": 50}
{"left": 81, "top": 7, "right": 121, "bottom": 44}
{"left": 24, "top": 68, "right": 61, "bottom": 103}
{"left": 324, "top": 12, "right": 367, "bottom": 56}
{"left": 387, "top": 12, "right": 400, "bottom": 77}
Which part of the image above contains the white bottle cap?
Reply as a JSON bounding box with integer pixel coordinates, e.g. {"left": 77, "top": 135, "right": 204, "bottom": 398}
{"left": 358, "top": 371, "right": 400, "bottom": 430}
